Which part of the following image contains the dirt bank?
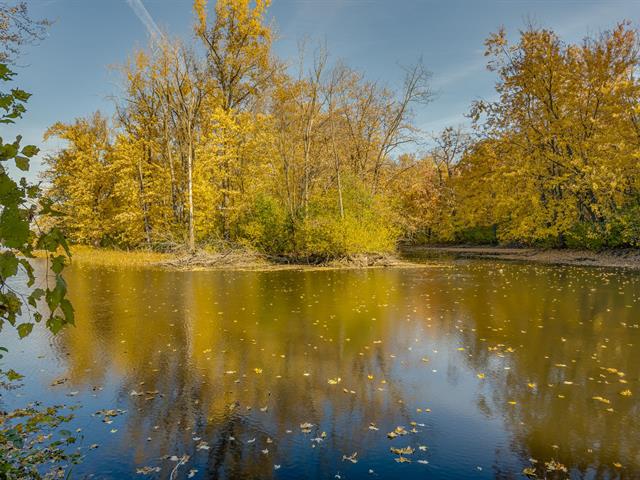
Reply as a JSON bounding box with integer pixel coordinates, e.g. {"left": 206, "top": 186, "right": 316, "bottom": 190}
{"left": 159, "top": 251, "right": 421, "bottom": 271}
{"left": 405, "top": 245, "right": 640, "bottom": 270}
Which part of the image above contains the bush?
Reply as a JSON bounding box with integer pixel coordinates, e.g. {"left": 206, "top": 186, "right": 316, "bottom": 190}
{"left": 294, "top": 181, "right": 399, "bottom": 260}
{"left": 238, "top": 179, "right": 399, "bottom": 260}
{"left": 237, "top": 194, "right": 292, "bottom": 256}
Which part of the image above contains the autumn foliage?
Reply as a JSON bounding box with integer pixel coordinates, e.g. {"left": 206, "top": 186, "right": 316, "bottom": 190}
{"left": 416, "top": 22, "right": 640, "bottom": 248}
{"left": 42, "top": 4, "right": 640, "bottom": 254}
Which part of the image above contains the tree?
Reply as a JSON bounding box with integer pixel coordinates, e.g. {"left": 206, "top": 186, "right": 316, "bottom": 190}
{"left": 464, "top": 22, "right": 640, "bottom": 247}
{"left": 194, "top": 0, "right": 278, "bottom": 241}
{"left": 43, "top": 112, "right": 120, "bottom": 246}
{"left": 41, "top": 3, "right": 436, "bottom": 259}
{"left": 0, "top": 1, "right": 51, "bottom": 63}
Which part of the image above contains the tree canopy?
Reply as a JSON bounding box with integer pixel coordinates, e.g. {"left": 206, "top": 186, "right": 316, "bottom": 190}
{"left": 42, "top": 6, "right": 640, "bottom": 254}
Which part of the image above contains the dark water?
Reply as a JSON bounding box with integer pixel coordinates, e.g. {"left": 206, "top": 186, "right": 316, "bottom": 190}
{"left": 2, "top": 258, "right": 640, "bottom": 479}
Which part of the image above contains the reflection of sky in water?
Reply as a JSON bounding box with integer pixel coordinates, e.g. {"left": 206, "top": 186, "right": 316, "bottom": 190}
{"left": 1, "top": 260, "right": 639, "bottom": 479}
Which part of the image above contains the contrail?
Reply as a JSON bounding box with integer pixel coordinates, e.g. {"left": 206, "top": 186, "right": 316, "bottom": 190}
{"left": 125, "top": 0, "right": 163, "bottom": 42}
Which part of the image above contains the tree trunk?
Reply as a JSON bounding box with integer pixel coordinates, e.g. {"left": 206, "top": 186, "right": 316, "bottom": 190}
{"left": 187, "top": 141, "right": 195, "bottom": 252}
{"left": 138, "top": 145, "right": 152, "bottom": 246}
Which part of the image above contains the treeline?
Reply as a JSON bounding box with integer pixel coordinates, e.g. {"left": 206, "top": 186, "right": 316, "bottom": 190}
{"left": 43, "top": 1, "right": 640, "bottom": 255}
{"left": 43, "top": 0, "right": 430, "bottom": 259}
{"left": 420, "top": 22, "right": 640, "bottom": 249}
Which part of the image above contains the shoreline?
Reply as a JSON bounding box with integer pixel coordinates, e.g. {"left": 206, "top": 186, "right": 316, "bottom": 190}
{"left": 404, "top": 245, "right": 640, "bottom": 271}
{"left": 39, "top": 245, "right": 640, "bottom": 271}
{"left": 158, "top": 250, "right": 420, "bottom": 271}
{"left": 53, "top": 247, "right": 427, "bottom": 271}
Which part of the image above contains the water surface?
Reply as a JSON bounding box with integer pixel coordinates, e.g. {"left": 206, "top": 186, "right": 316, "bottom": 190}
{"left": 2, "top": 258, "right": 639, "bottom": 479}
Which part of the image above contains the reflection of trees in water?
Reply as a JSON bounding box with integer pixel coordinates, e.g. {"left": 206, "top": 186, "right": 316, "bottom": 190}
{"left": 54, "top": 263, "right": 640, "bottom": 478}
{"left": 423, "top": 263, "right": 640, "bottom": 477}
{"left": 57, "top": 267, "right": 432, "bottom": 478}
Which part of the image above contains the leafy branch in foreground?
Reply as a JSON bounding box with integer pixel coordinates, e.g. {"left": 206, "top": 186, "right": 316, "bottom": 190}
{"left": 0, "top": 62, "right": 78, "bottom": 479}
{"left": 0, "top": 63, "right": 74, "bottom": 339}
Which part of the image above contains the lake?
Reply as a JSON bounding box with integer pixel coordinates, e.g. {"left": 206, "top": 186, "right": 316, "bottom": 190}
{"left": 2, "top": 256, "right": 639, "bottom": 479}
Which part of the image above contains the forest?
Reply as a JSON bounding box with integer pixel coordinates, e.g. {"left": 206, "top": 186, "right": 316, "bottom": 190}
{"left": 42, "top": 0, "right": 640, "bottom": 258}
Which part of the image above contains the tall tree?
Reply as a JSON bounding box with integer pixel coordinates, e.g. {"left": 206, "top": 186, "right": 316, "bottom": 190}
{"left": 194, "top": 0, "right": 277, "bottom": 240}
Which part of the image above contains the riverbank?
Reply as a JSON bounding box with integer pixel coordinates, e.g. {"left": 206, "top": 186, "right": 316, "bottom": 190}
{"left": 40, "top": 245, "right": 640, "bottom": 271}
{"left": 405, "top": 245, "right": 640, "bottom": 270}
{"left": 52, "top": 246, "right": 421, "bottom": 271}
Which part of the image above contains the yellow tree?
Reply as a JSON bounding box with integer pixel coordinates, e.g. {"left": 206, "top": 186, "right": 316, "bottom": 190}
{"left": 469, "top": 22, "right": 640, "bottom": 247}
{"left": 43, "top": 113, "right": 119, "bottom": 245}
{"left": 194, "top": 0, "right": 277, "bottom": 241}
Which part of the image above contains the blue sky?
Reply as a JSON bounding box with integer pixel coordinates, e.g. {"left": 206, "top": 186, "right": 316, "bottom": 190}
{"left": 5, "top": 0, "right": 640, "bottom": 175}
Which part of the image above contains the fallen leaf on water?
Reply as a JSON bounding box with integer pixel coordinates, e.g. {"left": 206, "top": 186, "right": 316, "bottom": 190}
{"left": 342, "top": 452, "right": 358, "bottom": 463}
{"left": 387, "top": 426, "right": 408, "bottom": 439}
{"left": 390, "top": 446, "right": 414, "bottom": 455}
{"left": 136, "top": 466, "right": 161, "bottom": 475}
{"left": 544, "top": 460, "right": 567, "bottom": 473}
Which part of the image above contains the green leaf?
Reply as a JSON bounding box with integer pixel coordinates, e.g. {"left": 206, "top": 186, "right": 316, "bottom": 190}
{"left": 14, "top": 155, "right": 29, "bottom": 171}
{"left": 28, "top": 288, "right": 45, "bottom": 308}
{"left": 51, "top": 254, "right": 66, "bottom": 274}
{"left": 17, "top": 322, "right": 33, "bottom": 338}
{"left": 21, "top": 144, "right": 39, "bottom": 157}
{"left": 19, "top": 258, "right": 35, "bottom": 286}
{"left": 11, "top": 88, "right": 31, "bottom": 102}
{"left": 5, "top": 369, "right": 24, "bottom": 381}
{"left": 0, "top": 251, "right": 19, "bottom": 280}
{"left": 0, "top": 205, "right": 30, "bottom": 248}
{"left": 46, "top": 316, "right": 65, "bottom": 335}
{"left": 60, "top": 298, "right": 75, "bottom": 325}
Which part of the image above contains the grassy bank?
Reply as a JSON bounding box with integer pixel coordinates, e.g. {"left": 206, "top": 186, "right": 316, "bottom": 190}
{"left": 35, "top": 246, "right": 172, "bottom": 269}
